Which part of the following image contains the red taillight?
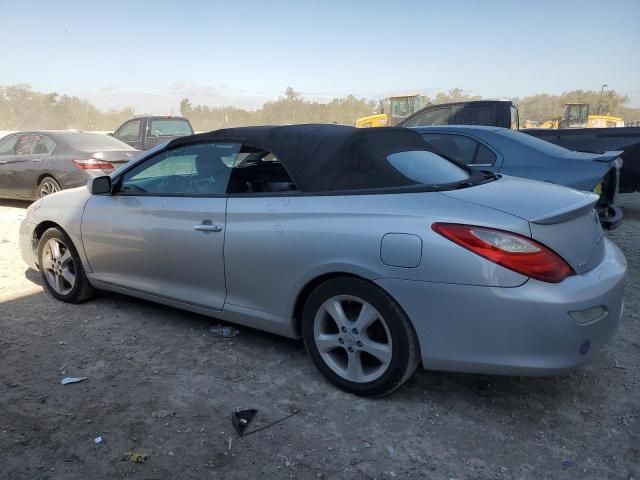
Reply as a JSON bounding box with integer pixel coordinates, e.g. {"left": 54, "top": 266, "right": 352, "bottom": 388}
{"left": 73, "top": 158, "right": 114, "bottom": 170}
{"left": 432, "top": 223, "right": 574, "bottom": 283}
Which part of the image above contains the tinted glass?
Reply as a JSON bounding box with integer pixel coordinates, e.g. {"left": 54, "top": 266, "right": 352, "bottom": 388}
{"left": 475, "top": 144, "right": 497, "bottom": 165}
{"left": 421, "top": 133, "right": 477, "bottom": 164}
{"left": 0, "top": 135, "right": 19, "bottom": 156}
{"left": 148, "top": 119, "right": 193, "bottom": 137}
{"left": 228, "top": 149, "right": 297, "bottom": 194}
{"left": 16, "top": 134, "right": 52, "bottom": 155}
{"left": 497, "top": 129, "right": 571, "bottom": 156}
{"left": 119, "top": 142, "right": 238, "bottom": 195}
{"left": 387, "top": 151, "right": 469, "bottom": 184}
{"left": 463, "top": 106, "right": 493, "bottom": 125}
{"left": 116, "top": 120, "right": 141, "bottom": 142}
{"left": 402, "top": 107, "right": 451, "bottom": 127}
{"left": 64, "top": 133, "right": 137, "bottom": 151}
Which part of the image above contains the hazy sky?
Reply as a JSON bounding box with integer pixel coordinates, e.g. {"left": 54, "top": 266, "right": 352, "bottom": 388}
{"left": 1, "top": 0, "right": 638, "bottom": 113}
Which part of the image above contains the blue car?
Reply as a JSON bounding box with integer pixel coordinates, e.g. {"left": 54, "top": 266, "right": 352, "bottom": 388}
{"left": 410, "top": 125, "right": 623, "bottom": 228}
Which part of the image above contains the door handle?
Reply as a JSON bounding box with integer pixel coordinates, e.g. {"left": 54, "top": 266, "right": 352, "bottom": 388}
{"left": 193, "top": 224, "right": 223, "bottom": 232}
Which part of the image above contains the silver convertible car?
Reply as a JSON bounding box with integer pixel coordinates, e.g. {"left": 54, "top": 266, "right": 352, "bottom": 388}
{"left": 19, "top": 125, "right": 626, "bottom": 396}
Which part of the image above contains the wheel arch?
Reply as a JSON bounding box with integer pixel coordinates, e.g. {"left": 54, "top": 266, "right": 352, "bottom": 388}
{"left": 291, "top": 272, "right": 409, "bottom": 339}
{"left": 293, "top": 272, "right": 363, "bottom": 337}
{"left": 32, "top": 221, "right": 70, "bottom": 267}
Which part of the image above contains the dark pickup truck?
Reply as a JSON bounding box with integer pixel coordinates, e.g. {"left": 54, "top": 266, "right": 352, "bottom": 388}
{"left": 111, "top": 116, "right": 194, "bottom": 151}
{"left": 398, "top": 100, "right": 640, "bottom": 193}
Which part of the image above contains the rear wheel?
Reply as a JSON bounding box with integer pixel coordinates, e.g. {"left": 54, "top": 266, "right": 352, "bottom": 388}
{"left": 37, "top": 176, "right": 61, "bottom": 198}
{"left": 302, "top": 277, "right": 419, "bottom": 396}
{"left": 37, "top": 228, "right": 95, "bottom": 303}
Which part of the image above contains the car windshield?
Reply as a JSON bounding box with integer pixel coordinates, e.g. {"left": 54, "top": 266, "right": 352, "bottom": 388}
{"left": 387, "top": 150, "right": 470, "bottom": 185}
{"left": 496, "top": 129, "right": 572, "bottom": 156}
{"left": 64, "top": 133, "right": 137, "bottom": 151}
{"left": 148, "top": 119, "right": 193, "bottom": 137}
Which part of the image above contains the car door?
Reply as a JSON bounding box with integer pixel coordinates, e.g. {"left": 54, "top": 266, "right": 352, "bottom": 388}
{"left": 420, "top": 132, "right": 502, "bottom": 173}
{"left": 81, "top": 141, "right": 238, "bottom": 310}
{"left": 11, "top": 134, "right": 56, "bottom": 198}
{"left": 0, "top": 134, "right": 21, "bottom": 195}
{"left": 114, "top": 119, "right": 142, "bottom": 149}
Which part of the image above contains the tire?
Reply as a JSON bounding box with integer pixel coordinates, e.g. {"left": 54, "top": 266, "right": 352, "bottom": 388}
{"left": 37, "top": 176, "right": 61, "bottom": 198}
{"left": 37, "top": 227, "right": 95, "bottom": 303}
{"left": 302, "top": 277, "right": 420, "bottom": 397}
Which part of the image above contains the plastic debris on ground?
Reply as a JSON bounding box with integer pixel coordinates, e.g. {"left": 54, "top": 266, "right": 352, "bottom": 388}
{"left": 232, "top": 407, "right": 258, "bottom": 436}
{"left": 209, "top": 325, "right": 240, "bottom": 338}
{"left": 121, "top": 452, "right": 149, "bottom": 463}
{"left": 151, "top": 409, "right": 175, "bottom": 418}
{"left": 61, "top": 377, "right": 88, "bottom": 385}
{"left": 94, "top": 436, "right": 102, "bottom": 444}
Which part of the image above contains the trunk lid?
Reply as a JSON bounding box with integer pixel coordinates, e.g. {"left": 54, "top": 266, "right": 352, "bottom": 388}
{"left": 442, "top": 176, "right": 605, "bottom": 275}
{"left": 91, "top": 150, "right": 140, "bottom": 167}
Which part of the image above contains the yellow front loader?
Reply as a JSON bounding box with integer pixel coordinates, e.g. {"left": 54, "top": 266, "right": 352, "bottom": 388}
{"left": 355, "top": 94, "right": 427, "bottom": 128}
{"left": 534, "top": 103, "right": 624, "bottom": 129}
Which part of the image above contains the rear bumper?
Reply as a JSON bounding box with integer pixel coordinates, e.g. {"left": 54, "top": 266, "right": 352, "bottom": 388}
{"left": 376, "top": 238, "right": 626, "bottom": 376}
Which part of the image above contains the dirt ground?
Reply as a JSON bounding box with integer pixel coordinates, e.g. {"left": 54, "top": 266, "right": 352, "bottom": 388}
{"left": 0, "top": 196, "right": 638, "bottom": 480}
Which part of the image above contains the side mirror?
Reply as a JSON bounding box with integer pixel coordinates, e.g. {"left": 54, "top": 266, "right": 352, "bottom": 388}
{"left": 107, "top": 132, "right": 114, "bottom": 137}
{"left": 90, "top": 176, "right": 112, "bottom": 194}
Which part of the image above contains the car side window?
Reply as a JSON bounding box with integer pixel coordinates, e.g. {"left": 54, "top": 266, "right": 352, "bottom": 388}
{"left": 16, "top": 135, "right": 40, "bottom": 155}
{"left": 475, "top": 144, "right": 497, "bottom": 165}
{"left": 421, "top": 133, "right": 497, "bottom": 166}
{"left": 116, "top": 120, "right": 141, "bottom": 142}
{"left": 0, "top": 134, "right": 19, "bottom": 156}
{"left": 227, "top": 146, "right": 297, "bottom": 194}
{"left": 29, "top": 135, "right": 55, "bottom": 154}
{"left": 118, "top": 142, "right": 238, "bottom": 196}
{"left": 462, "top": 106, "right": 494, "bottom": 126}
{"left": 403, "top": 107, "right": 452, "bottom": 127}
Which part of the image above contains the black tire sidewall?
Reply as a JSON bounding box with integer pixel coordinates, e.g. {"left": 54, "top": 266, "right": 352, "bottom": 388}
{"left": 37, "top": 228, "right": 87, "bottom": 302}
{"left": 302, "top": 277, "right": 418, "bottom": 396}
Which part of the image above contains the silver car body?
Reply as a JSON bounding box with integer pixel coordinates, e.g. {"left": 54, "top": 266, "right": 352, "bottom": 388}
{"left": 19, "top": 154, "right": 626, "bottom": 376}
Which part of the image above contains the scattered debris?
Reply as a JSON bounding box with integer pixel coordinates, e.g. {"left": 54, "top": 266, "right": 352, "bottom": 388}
{"left": 232, "top": 407, "right": 258, "bottom": 436}
{"left": 151, "top": 409, "right": 175, "bottom": 419}
{"left": 121, "top": 452, "right": 149, "bottom": 463}
{"left": 94, "top": 436, "right": 102, "bottom": 444}
{"left": 562, "top": 459, "right": 573, "bottom": 469}
{"left": 613, "top": 360, "right": 627, "bottom": 370}
{"left": 61, "top": 377, "right": 88, "bottom": 385}
{"left": 232, "top": 408, "right": 299, "bottom": 438}
{"left": 209, "top": 325, "right": 240, "bottom": 338}
{"left": 228, "top": 435, "right": 233, "bottom": 451}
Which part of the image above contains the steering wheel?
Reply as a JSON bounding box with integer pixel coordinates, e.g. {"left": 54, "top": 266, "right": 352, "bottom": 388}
{"left": 160, "top": 175, "right": 191, "bottom": 193}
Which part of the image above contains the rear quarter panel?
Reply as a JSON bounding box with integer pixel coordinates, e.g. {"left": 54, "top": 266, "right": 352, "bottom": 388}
{"left": 224, "top": 192, "right": 529, "bottom": 319}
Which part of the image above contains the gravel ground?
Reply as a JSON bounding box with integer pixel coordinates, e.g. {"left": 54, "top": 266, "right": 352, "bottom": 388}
{"left": 0, "top": 195, "right": 638, "bottom": 480}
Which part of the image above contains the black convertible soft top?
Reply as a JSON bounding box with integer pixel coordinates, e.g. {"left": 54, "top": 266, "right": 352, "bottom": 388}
{"left": 168, "top": 124, "right": 468, "bottom": 192}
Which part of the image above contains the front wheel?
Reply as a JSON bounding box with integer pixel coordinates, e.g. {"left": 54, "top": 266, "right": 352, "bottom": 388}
{"left": 302, "top": 277, "right": 420, "bottom": 397}
{"left": 37, "top": 228, "right": 95, "bottom": 303}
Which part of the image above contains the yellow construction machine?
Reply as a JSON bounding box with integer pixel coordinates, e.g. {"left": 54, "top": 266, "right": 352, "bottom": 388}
{"left": 355, "top": 94, "right": 427, "bottom": 128}
{"left": 532, "top": 103, "right": 624, "bottom": 129}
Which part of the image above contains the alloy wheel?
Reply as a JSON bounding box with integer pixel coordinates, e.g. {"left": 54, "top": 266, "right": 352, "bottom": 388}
{"left": 38, "top": 179, "right": 60, "bottom": 197}
{"left": 42, "top": 238, "right": 76, "bottom": 295}
{"left": 313, "top": 295, "right": 392, "bottom": 383}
